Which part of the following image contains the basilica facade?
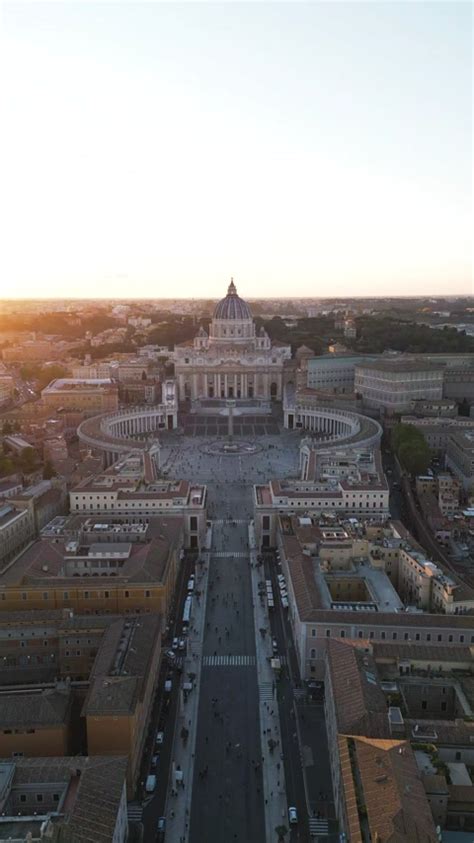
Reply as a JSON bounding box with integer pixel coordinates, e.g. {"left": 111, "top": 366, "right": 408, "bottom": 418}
{"left": 174, "top": 280, "right": 292, "bottom": 402}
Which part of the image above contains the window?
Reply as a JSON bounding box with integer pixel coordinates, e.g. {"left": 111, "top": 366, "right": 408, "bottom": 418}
{"left": 84, "top": 591, "right": 89, "bottom": 599}
{"left": 421, "top": 700, "right": 427, "bottom": 710}
{"left": 404, "top": 633, "right": 409, "bottom": 641}
{"left": 311, "top": 629, "right": 316, "bottom": 638}
{"left": 392, "top": 632, "right": 397, "bottom": 640}
{"left": 125, "top": 591, "right": 129, "bottom": 598}
{"left": 63, "top": 592, "right": 69, "bottom": 600}
{"left": 415, "top": 633, "right": 420, "bottom": 641}
{"left": 369, "top": 631, "right": 374, "bottom": 640}
{"left": 325, "top": 629, "right": 331, "bottom": 638}
{"left": 36, "top": 794, "right": 43, "bottom": 803}
{"left": 104, "top": 591, "right": 109, "bottom": 599}
{"left": 437, "top": 634, "right": 442, "bottom": 642}
{"left": 145, "top": 590, "right": 151, "bottom": 598}
{"left": 426, "top": 633, "right": 431, "bottom": 642}
{"left": 460, "top": 635, "right": 465, "bottom": 643}
{"left": 381, "top": 631, "right": 386, "bottom": 640}
{"left": 448, "top": 634, "right": 453, "bottom": 643}
{"left": 310, "top": 649, "right": 316, "bottom": 659}
{"left": 358, "top": 631, "right": 363, "bottom": 639}
{"left": 53, "top": 794, "right": 60, "bottom": 802}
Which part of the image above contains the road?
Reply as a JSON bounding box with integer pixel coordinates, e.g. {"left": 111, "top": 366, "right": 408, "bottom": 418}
{"left": 190, "top": 489, "right": 266, "bottom": 843}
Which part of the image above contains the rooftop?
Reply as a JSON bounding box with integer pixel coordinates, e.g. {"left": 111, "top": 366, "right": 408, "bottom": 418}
{"left": 0, "top": 756, "right": 128, "bottom": 843}
{"left": 0, "top": 517, "right": 183, "bottom": 587}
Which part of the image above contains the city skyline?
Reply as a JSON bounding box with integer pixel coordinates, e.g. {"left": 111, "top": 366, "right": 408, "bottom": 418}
{"left": 1, "top": 1, "right": 472, "bottom": 299}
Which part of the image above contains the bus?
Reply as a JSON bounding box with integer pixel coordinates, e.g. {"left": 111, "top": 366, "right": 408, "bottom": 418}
{"left": 183, "top": 595, "right": 193, "bottom": 624}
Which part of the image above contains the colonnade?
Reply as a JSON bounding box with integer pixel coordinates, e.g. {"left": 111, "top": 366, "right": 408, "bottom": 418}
{"left": 179, "top": 371, "right": 281, "bottom": 401}
{"left": 295, "top": 412, "right": 353, "bottom": 437}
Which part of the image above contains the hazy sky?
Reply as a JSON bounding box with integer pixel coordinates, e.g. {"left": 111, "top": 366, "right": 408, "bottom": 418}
{"left": 1, "top": 1, "right": 472, "bottom": 299}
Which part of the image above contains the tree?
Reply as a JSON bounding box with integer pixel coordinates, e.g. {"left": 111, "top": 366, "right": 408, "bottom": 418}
{"left": 43, "top": 461, "right": 57, "bottom": 479}
{"left": 2, "top": 420, "right": 12, "bottom": 435}
{"left": 398, "top": 439, "right": 431, "bottom": 476}
{"left": 275, "top": 825, "right": 288, "bottom": 842}
{"left": 0, "top": 456, "right": 15, "bottom": 477}
{"left": 19, "top": 447, "right": 37, "bottom": 473}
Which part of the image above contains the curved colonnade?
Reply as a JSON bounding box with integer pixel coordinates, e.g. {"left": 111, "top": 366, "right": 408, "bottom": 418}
{"left": 78, "top": 405, "right": 177, "bottom": 466}
{"left": 287, "top": 404, "right": 382, "bottom": 451}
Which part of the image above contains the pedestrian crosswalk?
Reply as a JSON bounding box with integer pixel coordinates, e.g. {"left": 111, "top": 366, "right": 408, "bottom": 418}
{"left": 309, "top": 817, "right": 329, "bottom": 836}
{"left": 259, "top": 681, "right": 274, "bottom": 702}
{"left": 203, "top": 654, "right": 256, "bottom": 666}
{"left": 127, "top": 803, "right": 143, "bottom": 823}
{"left": 213, "top": 518, "right": 248, "bottom": 525}
{"left": 212, "top": 551, "right": 248, "bottom": 558}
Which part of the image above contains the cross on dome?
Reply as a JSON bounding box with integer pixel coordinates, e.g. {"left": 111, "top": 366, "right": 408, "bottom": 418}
{"left": 227, "top": 278, "right": 237, "bottom": 295}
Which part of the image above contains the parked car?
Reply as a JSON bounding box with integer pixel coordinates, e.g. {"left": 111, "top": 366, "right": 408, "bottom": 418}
{"left": 164, "top": 679, "right": 172, "bottom": 693}
{"left": 145, "top": 774, "right": 157, "bottom": 793}
{"left": 150, "top": 755, "right": 159, "bottom": 770}
{"left": 288, "top": 806, "right": 298, "bottom": 825}
{"left": 155, "top": 731, "right": 164, "bottom": 746}
{"left": 178, "top": 637, "right": 186, "bottom": 651}
{"left": 172, "top": 637, "right": 179, "bottom": 650}
{"left": 272, "top": 637, "right": 278, "bottom": 653}
{"left": 156, "top": 816, "right": 166, "bottom": 841}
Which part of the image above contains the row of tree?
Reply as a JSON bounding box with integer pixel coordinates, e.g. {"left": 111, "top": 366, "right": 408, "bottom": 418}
{"left": 392, "top": 423, "right": 431, "bottom": 476}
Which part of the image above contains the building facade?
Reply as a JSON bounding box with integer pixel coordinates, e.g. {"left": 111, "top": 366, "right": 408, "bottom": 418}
{"left": 174, "top": 279, "right": 291, "bottom": 401}
{"left": 41, "top": 378, "right": 119, "bottom": 415}
{"left": 355, "top": 359, "right": 445, "bottom": 414}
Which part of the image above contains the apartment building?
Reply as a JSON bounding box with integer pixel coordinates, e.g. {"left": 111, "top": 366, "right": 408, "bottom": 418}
{"left": 0, "top": 516, "right": 183, "bottom": 621}
{"left": 41, "top": 378, "right": 119, "bottom": 414}
{"left": 446, "top": 430, "right": 474, "bottom": 490}
{"left": 0, "top": 610, "right": 162, "bottom": 794}
{"left": 70, "top": 471, "right": 207, "bottom": 549}
{"left": 2, "top": 340, "right": 57, "bottom": 362}
{"left": 272, "top": 514, "right": 474, "bottom": 680}
{"left": 401, "top": 414, "right": 474, "bottom": 454}
{"left": 0, "top": 501, "right": 36, "bottom": 569}
{"left": 0, "top": 755, "right": 128, "bottom": 843}
{"left": 254, "top": 447, "right": 389, "bottom": 547}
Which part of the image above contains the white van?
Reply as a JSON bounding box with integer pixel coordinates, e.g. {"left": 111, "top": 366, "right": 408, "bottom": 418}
{"left": 145, "top": 774, "right": 157, "bottom": 793}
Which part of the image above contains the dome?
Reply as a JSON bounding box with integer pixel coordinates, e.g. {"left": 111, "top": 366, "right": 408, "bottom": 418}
{"left": 213, "top": 279, "right": 252, "bottom": 321}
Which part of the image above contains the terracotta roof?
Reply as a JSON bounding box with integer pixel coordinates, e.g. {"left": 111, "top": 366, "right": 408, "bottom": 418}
{"left": 372, "top": 642, "right": 474, "bottom": 664}
{"left": 83, "top": 614, "right": 161, "bottom": 716}
{"left": 351, "top": 736, "right": 438, "bottom": 842}
{"left": 0, "top": 686, "right": 71, "bottom": 728}
{"left": 5, "top": 755, "right": 128, "bottom": 843}
{"left": 326, "top": 640, "right": 389, "bottom": 737}
{"left": 0, "top": 518, "right": 183, "bottom": 587}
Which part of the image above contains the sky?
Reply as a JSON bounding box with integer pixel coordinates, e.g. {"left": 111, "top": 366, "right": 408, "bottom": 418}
{"left": 0, "top": 1, "right": 472, "bottom": 300}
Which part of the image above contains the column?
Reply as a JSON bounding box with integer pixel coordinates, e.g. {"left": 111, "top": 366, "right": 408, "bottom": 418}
{"left": 224, "top": 374, "right": 228, "bottom": 397}
{"left": 214, "top": 374, "right": 218, "bottom": 398}
{"left": 193, "top": 374, "right": 198, "bottom": 400}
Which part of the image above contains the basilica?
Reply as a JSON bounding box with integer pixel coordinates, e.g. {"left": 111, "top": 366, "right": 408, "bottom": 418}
{"left": 174, "top": 280, "right": 292, "bottom": 402}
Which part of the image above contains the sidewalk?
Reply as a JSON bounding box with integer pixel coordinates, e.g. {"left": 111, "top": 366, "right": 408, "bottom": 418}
{"left": 165, "top": 526, "right": 212, "bottom": 843}
{"left": 249, "top": 521, "right": 288, "bottom": 842}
